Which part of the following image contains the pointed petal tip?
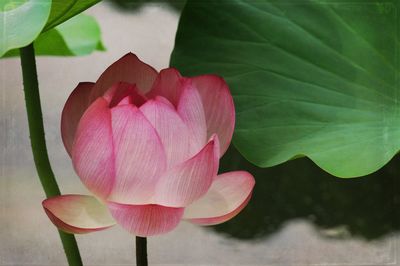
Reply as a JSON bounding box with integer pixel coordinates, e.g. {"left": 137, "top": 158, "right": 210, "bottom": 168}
{"left": 209, "top": 134, "right": 221, "bottom": 160}
{"left": 78, "top": 81, "right": 96, "bottom": 86}
{"left": 154, "top": 96, "right": 175, "bottom": 108}
{"left": 90, "top": 52, "right": 158, "bottom": 100}
{"left": 209, "top": 133, "right": 218, "bottom": 144}
{"left": 125, "top": 51, "right": 135, "bottom": 56}
{"left": 159, "top": 67, "right": 182, "bottom": 77}
{"left": 103, "top": 82, "right": 147, "bottom": 108}
{"left": 146, "top": 68, "right": 186, "bottom": 105}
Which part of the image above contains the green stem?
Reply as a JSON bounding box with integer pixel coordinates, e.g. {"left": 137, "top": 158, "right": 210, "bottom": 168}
{"left": 136, "top": 236, "right": 148, "bottom": 266}
{"left": 19, "top": 43, "right": 83, "bottom": 266}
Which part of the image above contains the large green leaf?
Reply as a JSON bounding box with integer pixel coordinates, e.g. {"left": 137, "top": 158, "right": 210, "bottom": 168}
{"left": 0, "top": 0, "right": 51, "bottom": 56}
{"left": 3, "top": 14, "right": 104, "bottom": 57}
{"left": 43, "top": 0, "right": 101, "bottom": 31}
{"left": 171, "top": 0, "right": 400, "bottom": 177}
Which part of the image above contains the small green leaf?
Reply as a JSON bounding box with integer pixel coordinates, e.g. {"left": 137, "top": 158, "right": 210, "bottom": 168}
{"left": 43, "top": 0, "right": 101, "bottom": 31}
{"left": 3, "top": 14, "right": 104, "bottom": 57}
{"left": 42, "top": 13, "right": 104, "bottom": 56}
{"left": 0, "top": 0, "right": 51, "bottom": 56}
{"left": 171, "top": 0, "right": 400, "bottom": 178}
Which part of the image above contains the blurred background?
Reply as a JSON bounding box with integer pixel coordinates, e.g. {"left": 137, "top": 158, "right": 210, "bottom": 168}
{"left": 1, "top": 1, "right": 399, "bottom": 265}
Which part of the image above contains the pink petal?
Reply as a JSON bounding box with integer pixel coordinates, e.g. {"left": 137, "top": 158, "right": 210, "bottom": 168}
{"left": 61, "top": 82, "right": 95, "bottom": 156}
{"left": 140, "top": 98, "right": 191, "bottom": 167}
{"left": 108, "top": 105, "right": 167, "bottom": 204}
{"left": 42, "top": 195, "right": 115, "bottom": 234}
{"left": 191, "top": 75, "right": 235, "bottom": 156}
{"left": 183, "top": 171, "right": 255, "bottom": 225}
{"left": 107, "top": 202, "right": 184, "bottom": 237}
{"left": 155, "top": 95, "right": 175, "bottom": 108}
{"left": 146, "top": 68, "right": 186, "bottom": 106}
{"left": 177, "top": 84, "right": 207, "bottom": 155}
{"left": 103, "top": 82, "right": 147, "bottom": 108}
{"left": 155, "top": 135, "right": 220, "bottom": 207}
{"left": 72, "top": 98, "right": 115, "bottom": 199}
{"left": 116, "top": 95, "right": 132, "bottom": 106}
{"left": 90, "top": 53, "right": 158, "bottom": 101}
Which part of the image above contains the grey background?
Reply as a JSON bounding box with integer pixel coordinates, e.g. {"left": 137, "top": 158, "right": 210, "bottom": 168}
{"left": 0, "top": 2, "right": 398, "bottom": 265}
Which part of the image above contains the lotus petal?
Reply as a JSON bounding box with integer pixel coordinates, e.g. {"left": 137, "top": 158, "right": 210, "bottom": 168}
{"left": 140, "top": 98, "right": 191, "bottom": 167}
{"left": 72, "top": 98, "right": 115, "bottom": 199}
{"left": 108, "top": 202, "right": 183, "bottom": 237}
{"left": 146, "top": 68, "right": 185, "bottom": 106}
{"left": 90, "top": 53, "right": 158, "bottom": 100}
{"left": 61, "top": 82, "right": 94, "bottom": 156}
{"left": 191, "top": 75, "right": 235, "bottom": 156}
{"left": 108, "top": 105, "right": 167, "bottom": 204}
{"left": 177, "top": 84, "right": 207, "bottom": 155}
{"left": 43, "top": 195, "right": 115, "bottom": 234}
{"left": 155, "top": 136, "right": 219, "bottom": 207}
{"left": 103, "top": 82, "right": 147, "bottom": 108}
{"left": 184, "top": 171, "right": 255, "bottom": 225}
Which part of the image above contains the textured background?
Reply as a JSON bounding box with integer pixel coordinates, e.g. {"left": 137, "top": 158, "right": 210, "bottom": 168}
{"left": 0, "top": 2, "right": 398, "bottom": 265}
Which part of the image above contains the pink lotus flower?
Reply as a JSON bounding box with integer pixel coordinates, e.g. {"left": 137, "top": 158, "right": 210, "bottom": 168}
{"left": 42, "top": 53, "right": 255, "bottom": 237}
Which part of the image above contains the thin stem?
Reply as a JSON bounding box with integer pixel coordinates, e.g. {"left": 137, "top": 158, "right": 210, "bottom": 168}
{"left": 136, "top": 236, "right": 148, "bottom": 266}
{"left": 19, "top": 43, "right": 83, "bottom": 266}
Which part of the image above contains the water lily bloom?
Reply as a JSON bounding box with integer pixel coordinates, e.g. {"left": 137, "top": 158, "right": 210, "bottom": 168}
{"left": 43, "top": 53, "right": 255, "bottom": 237}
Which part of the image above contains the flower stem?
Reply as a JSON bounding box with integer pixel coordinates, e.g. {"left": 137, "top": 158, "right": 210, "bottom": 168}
{"left": 19, "top": 43, "right": 83, "bottom": 266}
{"left": 136, "top": 236, "right": 148, "bottom": 266}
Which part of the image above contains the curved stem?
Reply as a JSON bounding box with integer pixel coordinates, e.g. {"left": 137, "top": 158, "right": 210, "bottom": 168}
{"left": 136, "top": 236, "right": 148, "bottom": 266}
{"left": 19, "top": 43, "right": 83, "bottom": 266}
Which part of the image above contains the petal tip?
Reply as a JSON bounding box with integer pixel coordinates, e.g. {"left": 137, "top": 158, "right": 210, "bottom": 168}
{"left": 121, "top": 52, "right": 138, "bottom": 59}
{"left": 159, "top": 67, "right": 182, "bottom": 77}
{"left": 77, "top": 81, "right": 95, "bottom": 86}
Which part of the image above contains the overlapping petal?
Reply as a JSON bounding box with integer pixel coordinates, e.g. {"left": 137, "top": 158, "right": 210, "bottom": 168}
{"left": 103, "top": 82, "right": 147, "bottom": 108}
{"left": 54, "top": 53, "right": 248, "bottom": 237}
{"left": 107, "top": 202, "right": 184, "bottom": 237}
{"left": 43, "top": 195, "right": 115, "bottom": 234}
{"left": 146, "top": 69, "right": 235, "bottom": 156}
{"left": 177, "top": 84, "right": 207, "bottom": 155}
{"left": 61, "top": 82, "right": 94, "bottom": 156}
{"left": 108, "top": 105, "right": 167, "bottom": 204}
{"left": 191, "top": 75, "right": 235, "bottom": 156}
{"left": 146, "top": 68, "right": 185, "bottom": 106}
{"left": 183, "top": 171, "right": 255, "bottom": 225}
{"left": 72, "top": 98, "right": 115, "bottom": 199}
{"left": 140, "top": 97, "right": 191, "bottom": 167}
{"left": 90, "top": 53, "right": 158, "bottom": 101}
{"left": 155, "top": 135, "right": 220, "bottom": 207}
